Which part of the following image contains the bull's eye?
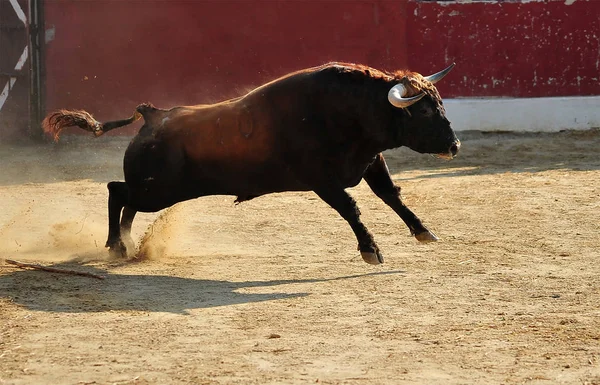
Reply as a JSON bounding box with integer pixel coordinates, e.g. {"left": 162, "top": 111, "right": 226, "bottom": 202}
{"left": 420, "top": 109, "right": 428, "bottom": 115}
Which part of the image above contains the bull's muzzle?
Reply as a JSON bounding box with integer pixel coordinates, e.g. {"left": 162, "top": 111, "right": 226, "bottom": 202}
{"left": 450, "top": 140, "right": 461, "bottom": 157}
{"left": 437, "top": 140, "right": 461, "bottom": 160}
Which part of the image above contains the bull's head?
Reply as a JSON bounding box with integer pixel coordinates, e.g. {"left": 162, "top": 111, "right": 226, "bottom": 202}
{"left": 387, "top": 63, "right": 460, "bottom": 159}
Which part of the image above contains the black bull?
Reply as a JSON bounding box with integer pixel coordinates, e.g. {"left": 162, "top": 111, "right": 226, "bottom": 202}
{"left": 43, "top": 62, "right": 460, "bottom": 265}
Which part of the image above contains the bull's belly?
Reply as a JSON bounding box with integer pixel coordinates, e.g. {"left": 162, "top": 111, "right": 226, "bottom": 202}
{"left": 182, "top": 162, "right": 310, "bottom": 197}
{"left": 125, "top": 161, "right": 309, "bottom": 211}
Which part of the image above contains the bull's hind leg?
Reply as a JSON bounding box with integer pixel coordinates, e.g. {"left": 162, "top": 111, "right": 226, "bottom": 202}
{"left": 119, "top": 206, "right": 137, "bottom": 255}
{"left": 315, "top": 187, "right": 384, "bottom": 265}
{"left": 105, "top": 181, "right": 132, "bottom": 258}
{"left": 363, "top": 153, "right": 438, "bottom": 243}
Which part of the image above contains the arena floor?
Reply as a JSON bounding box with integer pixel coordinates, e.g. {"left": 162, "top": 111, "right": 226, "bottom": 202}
{"left": 1, "top": 130, "right": 599, "bottom": 384}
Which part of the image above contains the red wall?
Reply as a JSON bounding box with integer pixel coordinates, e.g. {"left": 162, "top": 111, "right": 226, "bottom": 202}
{"left": 44, "top": 0, "right": 408, "bottom": 123}
{"left": 43, "top": 0, "right": 599, "bottom": 133}
{"left": 406, "top": 0, "right": 600, "bottom": 98}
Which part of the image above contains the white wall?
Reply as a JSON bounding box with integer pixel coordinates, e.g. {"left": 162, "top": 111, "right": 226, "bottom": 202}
{"left": 445, "top": 96, "right": 600, "bottom": 132}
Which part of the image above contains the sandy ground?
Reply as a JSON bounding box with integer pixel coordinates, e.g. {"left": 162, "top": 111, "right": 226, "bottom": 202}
{"left": 1, "top": 130, "right": 599, "bottom": 384}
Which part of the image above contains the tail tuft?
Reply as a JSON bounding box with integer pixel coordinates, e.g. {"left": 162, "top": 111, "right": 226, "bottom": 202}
{"left": 42, "top": 109, "right": 101, "bottom": 142}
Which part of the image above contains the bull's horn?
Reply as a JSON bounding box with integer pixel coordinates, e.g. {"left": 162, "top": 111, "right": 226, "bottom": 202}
{"left": 388, "top": 83, "right": 425, "bottom": 109}
{"left": 423, "top": 63, "right": 455, "bottom": 84}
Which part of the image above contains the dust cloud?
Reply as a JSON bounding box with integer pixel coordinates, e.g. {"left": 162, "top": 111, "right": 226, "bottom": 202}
{"left": 0, "top": 136, "right": 127, "bottom": 263}
{"left": 135, "top": 204, "right": 184, "bottom": 261}
{"left": 0, "top": 136, "right": 189, "bottom": 264}
{"left": 0, "top": 196, "right": 184, "bottom": 264}
{"left": 0, "top": 205, "right": 107, "bottom": 263}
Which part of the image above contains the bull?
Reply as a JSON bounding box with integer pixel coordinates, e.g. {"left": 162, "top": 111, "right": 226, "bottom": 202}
{"left": 42, "top": 62, "right": 459, "bottom": 265}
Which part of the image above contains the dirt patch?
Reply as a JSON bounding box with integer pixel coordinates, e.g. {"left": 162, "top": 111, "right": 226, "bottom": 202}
{"left": 1, "top": 130, "right": 600, "bottom": 384}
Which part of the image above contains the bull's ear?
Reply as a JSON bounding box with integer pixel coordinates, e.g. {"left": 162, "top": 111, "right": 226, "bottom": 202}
{"left": 423, "top": 63, "right": 455, "bottom": 84}
{"left": 388, "top": 83, "right": 425, "bottom": 109}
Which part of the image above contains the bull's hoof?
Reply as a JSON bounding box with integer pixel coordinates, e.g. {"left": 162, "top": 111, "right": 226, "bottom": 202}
{"left": 415, "top": 230, "right": 439, "bottom": 243}
{"left": 360, "top": 250, "right": 384, "bottom": 265}
{"left": 106, "top": 240, "right": 129, "bottom": 259}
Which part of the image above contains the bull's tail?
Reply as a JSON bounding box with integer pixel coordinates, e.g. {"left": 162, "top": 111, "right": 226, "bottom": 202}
{"left": 41, "top": 103, "right": 155, "bottom": 142}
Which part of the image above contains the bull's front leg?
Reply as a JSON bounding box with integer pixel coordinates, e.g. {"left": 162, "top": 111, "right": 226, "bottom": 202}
{"left": 363, "top": 153, "right": 438, "bottom": 243}
{"left": 315, "top": 187, "right": 384, "bottom": 265}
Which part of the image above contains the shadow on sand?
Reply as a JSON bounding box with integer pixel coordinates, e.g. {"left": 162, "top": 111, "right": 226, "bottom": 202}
{"left": 0, "top": 259, "right": 404, "bottom": 314}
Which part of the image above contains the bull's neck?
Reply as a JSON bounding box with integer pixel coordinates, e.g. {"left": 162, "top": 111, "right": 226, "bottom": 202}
{"left": 350, "top": 82, "right": 407, "bottom": 154}
{"left": 310, "top": 71, "right": 406, "bottom": 155}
